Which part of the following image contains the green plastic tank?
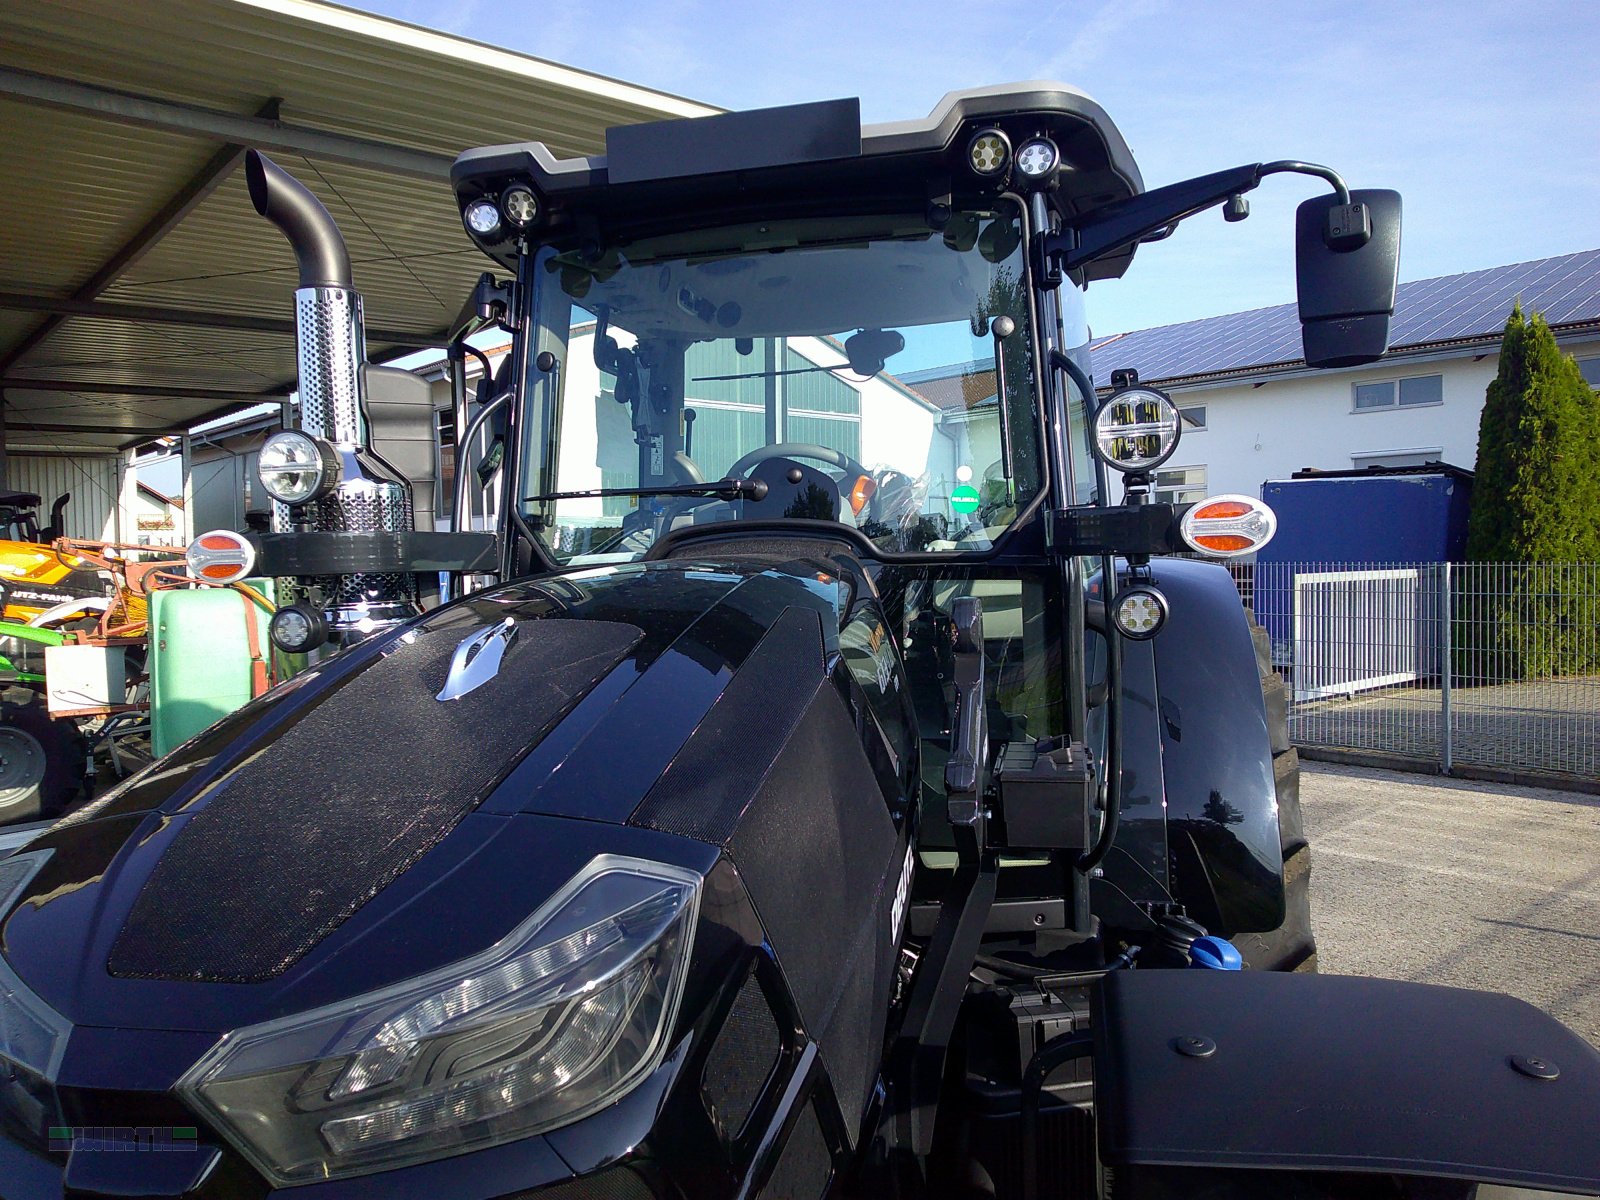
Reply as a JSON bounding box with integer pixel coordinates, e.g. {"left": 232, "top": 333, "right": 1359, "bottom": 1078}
{"left": 148, "top": 581, "right": 279, "bottom": 758}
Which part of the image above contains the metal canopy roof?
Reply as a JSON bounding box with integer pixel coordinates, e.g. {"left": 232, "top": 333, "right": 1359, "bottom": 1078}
{"left": 0, "top": 0, "right": 715, "bottom": 456}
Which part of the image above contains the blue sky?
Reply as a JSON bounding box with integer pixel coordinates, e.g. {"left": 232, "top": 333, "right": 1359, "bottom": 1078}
{"left": 348, "top": 0, "right": 1595, "bottom": 336}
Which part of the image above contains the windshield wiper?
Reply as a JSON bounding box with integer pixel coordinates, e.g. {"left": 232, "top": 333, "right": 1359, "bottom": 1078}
{"left": 524, "top": 477, "right": 770, "bottom": 504}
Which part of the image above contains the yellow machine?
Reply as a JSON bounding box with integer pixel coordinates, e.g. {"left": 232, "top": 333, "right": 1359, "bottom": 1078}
{"left": 0, "top": 490, "right": 146, "bottom": 629}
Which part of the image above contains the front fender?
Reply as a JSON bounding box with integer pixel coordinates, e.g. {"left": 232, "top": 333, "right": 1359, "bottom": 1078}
{"left": 1122, "top": 558, "right": 1285, "bottom": 935}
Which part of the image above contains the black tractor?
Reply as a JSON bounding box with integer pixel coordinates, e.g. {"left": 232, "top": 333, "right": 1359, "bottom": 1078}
{"left": 1, "top": 84, "right": 1596, "bottom": 1200}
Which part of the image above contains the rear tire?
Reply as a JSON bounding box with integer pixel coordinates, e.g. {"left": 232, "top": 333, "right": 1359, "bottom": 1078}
{"left": 1234, "top": 620, "right": 1317, "bottom": 972}
{"left": 0, "top": 695, "right": 88, "bottom": 823}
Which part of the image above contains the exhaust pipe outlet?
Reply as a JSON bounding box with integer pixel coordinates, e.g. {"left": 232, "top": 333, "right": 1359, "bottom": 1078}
{"left": 247, "top": 151, "right": 417, "bottom": 644}
{"left": 245, "top": 149, "right": 352, "bottom": 290}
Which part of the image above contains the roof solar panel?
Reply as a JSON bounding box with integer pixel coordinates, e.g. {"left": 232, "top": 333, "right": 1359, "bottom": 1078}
{"left": 1092, "top": 248, "right": 1600, "bottom": 385}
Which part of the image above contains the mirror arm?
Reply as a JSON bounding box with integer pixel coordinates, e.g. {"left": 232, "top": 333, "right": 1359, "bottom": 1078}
{"left": 1043, "top": 163, "right": 1267, "bottom": 274}
{"left": 1260, "top": 160, "right": 1350, "bottom": 205}
{"left": 1044, "top": 159, "right": 1355, "bottom": 275}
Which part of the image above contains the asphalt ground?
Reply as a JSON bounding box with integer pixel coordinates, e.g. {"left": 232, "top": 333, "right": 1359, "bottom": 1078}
{"left": 1303, "top": 760, "right": 1600, "bottom": 1048}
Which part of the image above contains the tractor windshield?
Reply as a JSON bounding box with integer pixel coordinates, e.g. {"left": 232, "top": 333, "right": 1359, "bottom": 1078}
{"left": 520, "top": 205, "right": 1041, "bottom": 562}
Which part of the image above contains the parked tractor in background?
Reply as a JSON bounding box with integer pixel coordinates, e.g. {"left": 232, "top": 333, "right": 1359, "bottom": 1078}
{"left": 0, "top": 520, "right": 281, "bottom": 827}
{"left": 2, "top": 82, "right": 1597, "bottom": 1200}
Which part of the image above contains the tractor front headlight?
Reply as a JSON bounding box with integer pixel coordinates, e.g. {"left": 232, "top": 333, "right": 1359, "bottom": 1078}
{"left": 258, "top": 431, "right": 338, "bottom": 506}
{"left": 0, "top": 851, "right": 68, "bottom": 1082}
{"left": 179, "top": 856, "right": 700, "bottom": 1185}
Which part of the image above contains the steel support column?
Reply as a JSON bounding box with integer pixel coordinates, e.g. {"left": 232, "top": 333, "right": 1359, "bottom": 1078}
{"left": 0, "top": 291, "right": 440, "bottom": 349}
{"left": 0, "top": 68, "right": 451, "bottom": 179}
{"left": 0, "top": 379, "right": 275, "bottom": 402}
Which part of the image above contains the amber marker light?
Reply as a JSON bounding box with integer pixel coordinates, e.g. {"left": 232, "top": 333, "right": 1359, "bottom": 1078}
{"left": 1179, "top": 494, "right": 1278, "bottom": 558}
{"left": 186, "top": 530, "right": 257, "bottom": 583}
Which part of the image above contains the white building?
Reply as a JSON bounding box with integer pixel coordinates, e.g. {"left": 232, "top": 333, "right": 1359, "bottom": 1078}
{"left": 1086, "top": 248, "right": 1600, "bottom": 504}
{"left": 132, "top": 481, "right": 184, "bottom": 548}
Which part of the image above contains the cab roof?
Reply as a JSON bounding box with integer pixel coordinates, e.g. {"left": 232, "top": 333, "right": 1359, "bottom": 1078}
{"left": 453, "top": 82, "right": 1146, "bottom": 283}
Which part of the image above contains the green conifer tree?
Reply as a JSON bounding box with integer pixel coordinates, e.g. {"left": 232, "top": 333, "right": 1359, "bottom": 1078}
{"left": 1462, "top": 305, "right": 1600, "bottom": 679}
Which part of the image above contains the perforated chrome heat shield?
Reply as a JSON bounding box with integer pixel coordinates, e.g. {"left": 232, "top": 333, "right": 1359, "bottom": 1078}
{"left": 280, "top": 286, "right": 417, "bottom": 626}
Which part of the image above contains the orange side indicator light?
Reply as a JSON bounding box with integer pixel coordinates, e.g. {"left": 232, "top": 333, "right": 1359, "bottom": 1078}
{"left": 185, "top": 529, "right": 257, "bottom": 585}
{"left": 1191, "top": 499, "right": 1252, "bottom": 521}
{"left": 1179, "top": 494, "right": 1277, "bottom": 558}
{"left": 848, "top": 475, "right": 877, "bottom": 516}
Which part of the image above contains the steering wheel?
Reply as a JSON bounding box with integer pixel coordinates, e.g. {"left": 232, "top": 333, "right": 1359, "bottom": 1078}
{"left": 725, "top": 442, "right": 872, "bottom": 484}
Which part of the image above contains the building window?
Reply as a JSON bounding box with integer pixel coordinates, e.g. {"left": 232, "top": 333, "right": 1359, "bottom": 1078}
{"left": 1352, "top": 448, "right": 1442, "bottom": 470}
{"left": 1353, "top": 373, "right": 1443, "bottom": 411}
{"left": 1179, "top": 405, "right": 1206, "bottom": 430}
{"left": 1579, "top": 357, "right": 1600, "bottom": 388}
{"left": 1153, "top": 465, "right": 1207, "bottom": 505}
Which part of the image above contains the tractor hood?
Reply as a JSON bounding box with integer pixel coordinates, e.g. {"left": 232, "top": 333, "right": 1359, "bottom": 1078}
{"left": 0, "top": 558, "right": 847, "bottom": 1045}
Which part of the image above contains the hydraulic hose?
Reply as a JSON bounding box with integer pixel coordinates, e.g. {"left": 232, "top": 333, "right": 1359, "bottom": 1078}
{"left": 1078, "top": 548, "right": 1124, "bottom": 874}
{"left": 1048, "top": 348, "right": 1125, "bottom": 875}
{"left": 244, "top": 150, "right": 353, "bottom": 289}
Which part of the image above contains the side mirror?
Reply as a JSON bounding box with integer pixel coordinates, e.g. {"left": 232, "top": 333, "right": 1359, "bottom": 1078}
{"left": 1295, "top": 188, "right": 1401, "bottom": 368}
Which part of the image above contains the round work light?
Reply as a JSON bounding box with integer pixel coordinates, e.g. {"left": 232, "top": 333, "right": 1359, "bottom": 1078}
{"left": 464, "top": 198, "right": 502, "bottom": 237}
{"left": 500, "top": 185, "right": 540, "bottom": 228}
{"left": 270, "top": 603, "right": 329, "bottom": 655}
{"left": 967, "top": 128, "right": 1011, "bottom": 177}
{"left": 258, "top": 430, "right": 338, "bottom": 506}
{"left": 1014, "top": 137, "right": 1060, "bottom": 181}
{"left": 1091, "top": 386, "right": 1182, "bottom": 473}
{"left": 1112, "top": 586, "right": 1169, "bottom": 640}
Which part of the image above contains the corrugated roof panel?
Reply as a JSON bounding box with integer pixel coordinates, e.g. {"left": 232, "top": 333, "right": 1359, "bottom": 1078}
{"left": 15, "top": 322, "right": 291, "bottom": 392}
{"left": 0, "top": 101, "right": 225, "bottom": 295}
{"left": 97, "top": 165, "right": 486, "bottom": 335}
{"left": 5, "top": 383, "right": 259, "bottom": 433}
{"left": 0, "top": 0, "right": 713, "bottom": 159}
{"left": 0, "top": 0, "right": 720, "bottom": 447}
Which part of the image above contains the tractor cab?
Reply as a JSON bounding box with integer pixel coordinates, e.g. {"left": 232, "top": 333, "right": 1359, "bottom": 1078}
{"left": 445, "top": 85, "right": 1402, "bottom": 954}
{"left": 512, "top": 208, "right": 1042, "bottom": 564}
{"left": 0, "top": 490, "right": 69, "bottom": 545}
{"left": 451, "top": 85, "right": 1137, "bottom": 577}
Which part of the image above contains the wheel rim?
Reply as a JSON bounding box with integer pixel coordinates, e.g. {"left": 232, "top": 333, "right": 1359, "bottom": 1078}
{"left": 0, "top": 725, "right": 47, "bottom": 807}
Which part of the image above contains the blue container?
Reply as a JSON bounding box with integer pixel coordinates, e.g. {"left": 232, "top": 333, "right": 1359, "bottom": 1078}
{"left": 1252, "top": 464, "right": 1472, "bottom": 659}
{"left": 1259, "top": 465, "right": 1473, "bottom": 566}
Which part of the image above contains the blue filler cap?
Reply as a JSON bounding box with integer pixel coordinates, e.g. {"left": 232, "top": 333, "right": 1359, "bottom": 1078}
{"left": 1188, "top": 936, "right": 1243, "bottom": 970}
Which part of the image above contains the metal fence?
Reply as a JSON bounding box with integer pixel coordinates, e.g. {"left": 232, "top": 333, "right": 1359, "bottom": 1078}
{"left": 1244, "top": 561, "right": 1600, "bottom": 784}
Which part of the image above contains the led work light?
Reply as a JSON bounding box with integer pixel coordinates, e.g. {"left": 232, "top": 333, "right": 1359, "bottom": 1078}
{"left": 967, "top": 128, "right": 1011, "bottom": 177}
{"left": 464, "top": 198, "right": 502, "bottom": 237}
{"left": 270, "top": 603, "right": 328, "bottom": 655}
{"left": 1112, "top": 586, "right": 1169, "bottom": 639}
{"left": 258, "top": 430, "right": 338, "bottom": 506}
{"left": 500, "top": 185, "right": 539, "bottom": 227}
{"left": 1091, "top": 386, "right": 1182, "bottom": 473}
{"left": 1015, "top": 137, "right": 1060, "bottom": 181}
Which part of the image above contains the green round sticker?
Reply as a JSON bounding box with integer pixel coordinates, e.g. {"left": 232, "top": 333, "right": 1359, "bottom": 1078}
{"left": 951, "top": 484, "right": 981, "bottom": 514}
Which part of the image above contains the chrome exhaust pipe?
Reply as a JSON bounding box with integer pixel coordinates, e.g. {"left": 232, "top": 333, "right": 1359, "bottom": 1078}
{"left": 247, "top": 150, "right": 418, "bottom": 643}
